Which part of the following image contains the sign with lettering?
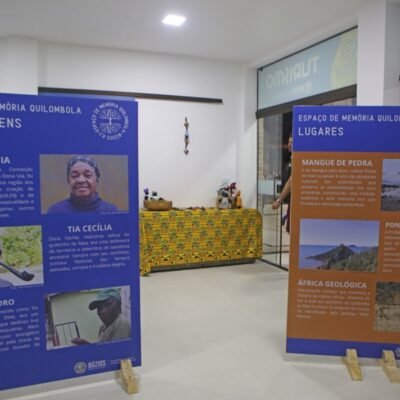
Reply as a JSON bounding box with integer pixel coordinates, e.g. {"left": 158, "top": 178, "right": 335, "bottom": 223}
{"left": 287, "top": 105, "right": 400, "bottom": 358}
{"left": 0, "top": 93, "right": 140, "bottom": 389}
{"left": 258, "top": 28, "right": 357, "bottom": 110}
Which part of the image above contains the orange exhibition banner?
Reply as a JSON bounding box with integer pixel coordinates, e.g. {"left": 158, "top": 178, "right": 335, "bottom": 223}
{"left": 286, "top": 106, "right": 400, "bottom": 358}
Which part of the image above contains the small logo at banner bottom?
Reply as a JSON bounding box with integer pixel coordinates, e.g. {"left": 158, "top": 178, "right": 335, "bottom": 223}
{"left": 88, "top": 360, "right": 107, "bottom": 371}
{"left": 92, "top": 102, "right": 129, "bottom": 141}
{"left": 74, "top": 361, "right": 87, "bottom": 374}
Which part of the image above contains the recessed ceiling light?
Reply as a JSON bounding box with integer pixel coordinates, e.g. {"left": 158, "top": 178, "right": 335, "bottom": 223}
{"left": 162, "top": 14, "right": 186, "bottom": 26}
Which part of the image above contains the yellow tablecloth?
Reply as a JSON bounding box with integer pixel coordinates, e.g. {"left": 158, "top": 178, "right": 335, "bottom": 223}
{"left": 140, "top": 208, "right": 262, "bottom": 275}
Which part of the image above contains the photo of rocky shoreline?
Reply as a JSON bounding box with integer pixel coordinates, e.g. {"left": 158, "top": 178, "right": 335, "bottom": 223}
{"left": 305, "top": 243, "right": 378, "bottom": 272}
{"left": 299, "top": 219, "right": 379, "bottom": 272}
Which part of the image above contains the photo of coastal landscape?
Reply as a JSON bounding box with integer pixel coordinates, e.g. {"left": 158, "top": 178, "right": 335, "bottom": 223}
{"left": 374, "top": 281, "right": 400, "bottom": 332}
{"left": 298, "top": 219, "right": 379, "bottom": 272}
{"left": 381, "top": 159, "right": 400, "bottom": 211}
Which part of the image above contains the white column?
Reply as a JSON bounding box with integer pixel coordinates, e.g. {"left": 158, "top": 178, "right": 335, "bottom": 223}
{"left": 237, "top": 65, "right": 258, "bottom": 208}
{"left": 357, "top": 0, "right": 387, "bottom": 105}
{"left": 383, "top": 1, "right": 400, "bottom": 105}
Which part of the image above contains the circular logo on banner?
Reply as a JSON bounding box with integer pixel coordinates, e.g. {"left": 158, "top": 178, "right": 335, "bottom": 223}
{"left": 74, "top": 361, "right": 87, "bottom": 374}
{"left": 92, "top": 102, "right": 129, "bottom": 141}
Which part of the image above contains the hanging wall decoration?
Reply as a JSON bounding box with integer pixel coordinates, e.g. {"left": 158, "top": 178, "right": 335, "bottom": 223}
{"left": 184, "top": 117, "right": 190, "bottom": 155}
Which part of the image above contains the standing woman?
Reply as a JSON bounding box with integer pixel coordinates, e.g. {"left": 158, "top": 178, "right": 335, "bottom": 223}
{"left": 272, "top": 135, "right": 292, "bottom": 233}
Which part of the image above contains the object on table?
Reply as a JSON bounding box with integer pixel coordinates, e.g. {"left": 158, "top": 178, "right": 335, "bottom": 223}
{"left": 143, "top": 199, "right": 173, "bottom": 211}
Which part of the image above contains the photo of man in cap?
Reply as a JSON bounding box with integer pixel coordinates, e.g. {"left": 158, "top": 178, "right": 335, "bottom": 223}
{"left": 47, "top": 155, "right": 120, "bottom": 213}
{"left": 71, "top": 287, "right": 131, "bottom": 345}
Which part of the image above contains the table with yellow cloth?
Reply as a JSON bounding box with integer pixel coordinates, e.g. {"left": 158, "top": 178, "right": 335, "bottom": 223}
{"left": 140, "top": 208, "right": 262, "bottom": 275}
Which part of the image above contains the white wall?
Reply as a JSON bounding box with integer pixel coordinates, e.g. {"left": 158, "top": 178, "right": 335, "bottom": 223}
{"left": 0, "top": 37, "right": 38, "bottom": 95}
{"left": 37, "top": 43, "right": 249, "bottom": 208}
{"left": 0, "top": 38, "right": 255, "bottom": 208}
{"left": 0, "top": 0, "right": 398, "bottom": 210}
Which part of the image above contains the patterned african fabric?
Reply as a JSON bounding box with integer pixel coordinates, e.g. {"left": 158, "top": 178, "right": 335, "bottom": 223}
{"left": 140, "top": 208, "right": 262, "bottom": 275}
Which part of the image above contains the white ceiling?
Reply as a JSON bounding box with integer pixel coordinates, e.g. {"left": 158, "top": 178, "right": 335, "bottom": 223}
{"left": 0, "top": 0, "right": 370, "bottom": 64}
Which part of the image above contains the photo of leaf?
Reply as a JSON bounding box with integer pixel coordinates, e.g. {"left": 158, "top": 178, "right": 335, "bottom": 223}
{"left": 0, "top": 225, "right": 43, "bottom": 288}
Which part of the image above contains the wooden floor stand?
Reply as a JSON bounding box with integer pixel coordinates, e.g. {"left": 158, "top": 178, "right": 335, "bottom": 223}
{"left": 380, "top": 350, "right": 400, "bottom": 384}
{"left": 343, "top": 349, "right": 362, "bottom": 381}
{"left": 120, "top": 359, "right": 139, "bottom": 394}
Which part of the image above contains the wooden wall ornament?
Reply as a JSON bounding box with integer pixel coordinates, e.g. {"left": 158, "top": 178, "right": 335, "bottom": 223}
{"left": 184, "top": 117, "right": 190, "bottom": 155}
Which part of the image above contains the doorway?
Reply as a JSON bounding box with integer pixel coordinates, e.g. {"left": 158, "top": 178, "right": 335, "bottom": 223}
{"left": 257, "top": 95, "right": 356, "bottom": 269}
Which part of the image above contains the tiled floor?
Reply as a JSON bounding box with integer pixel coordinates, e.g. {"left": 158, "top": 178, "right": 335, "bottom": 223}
{"left": 2, "top": 262, "right": 399, "bottom": 400}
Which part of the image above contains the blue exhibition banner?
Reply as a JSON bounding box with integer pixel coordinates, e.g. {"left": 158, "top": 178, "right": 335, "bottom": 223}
{"left": 292, "top": 105, "right": 400, "bottom": 152}
{"left": 0, "top": 93, "right": 140, "bottom": 390}
{"left": 287, "top": 105, "right": 400, "bottom": 358}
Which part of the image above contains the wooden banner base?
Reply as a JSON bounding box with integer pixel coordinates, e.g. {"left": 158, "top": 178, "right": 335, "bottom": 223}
{"left": 343, "top": 349, "right": 362, "bottom": 381}
{"left": 120, "top": 359, "right": 139, "bottom": 394}
{"left": 380, "top": 350, "right": 400, "bottom": 384}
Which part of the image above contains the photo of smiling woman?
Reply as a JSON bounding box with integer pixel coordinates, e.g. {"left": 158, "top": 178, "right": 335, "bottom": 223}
{"left": 40, "top": 154, "right": 129, "bottom": 214}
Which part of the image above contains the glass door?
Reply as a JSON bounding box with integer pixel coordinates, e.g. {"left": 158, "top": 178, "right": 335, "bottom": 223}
{"left": 257, "top": 97, "right": 356, "bottom": 270}
{"left": 257, "top": 114, "right": 289, "bottom": 268}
